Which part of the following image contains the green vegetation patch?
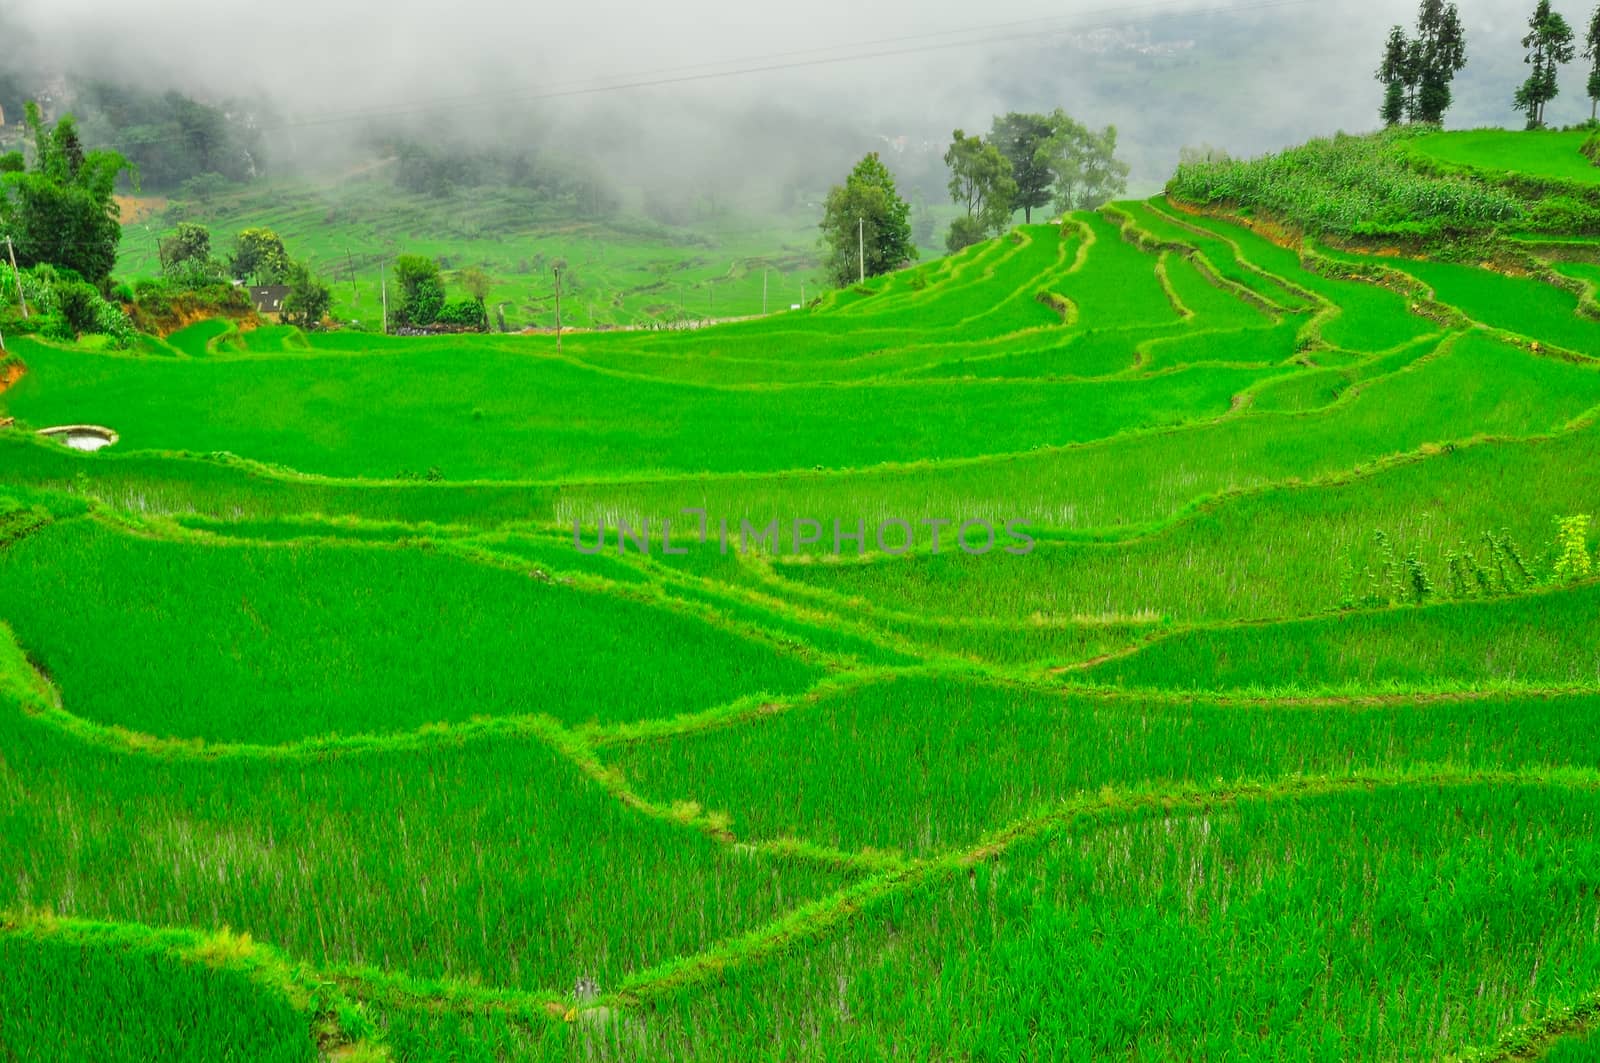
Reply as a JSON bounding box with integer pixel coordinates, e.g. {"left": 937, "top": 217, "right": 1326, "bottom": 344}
{"left": 0, "top": 521, "right": 822, "bottom": 743}
{"left": 611, "top": 673, "right": 1600, "bottom": 857}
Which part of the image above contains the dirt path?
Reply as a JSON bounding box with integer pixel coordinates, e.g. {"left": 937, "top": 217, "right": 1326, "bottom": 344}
{"left": 0, "top": 360, "right": 24, "bottom": 395}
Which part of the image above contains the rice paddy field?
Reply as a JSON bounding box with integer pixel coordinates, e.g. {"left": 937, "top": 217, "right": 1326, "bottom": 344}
{"left": 4, "top": 182, "right": 1600, "bottom": 1060}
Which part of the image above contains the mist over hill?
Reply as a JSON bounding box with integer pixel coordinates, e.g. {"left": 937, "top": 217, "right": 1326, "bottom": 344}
{"left": 2, "top": 0, "right": 1595, "bottom": 210}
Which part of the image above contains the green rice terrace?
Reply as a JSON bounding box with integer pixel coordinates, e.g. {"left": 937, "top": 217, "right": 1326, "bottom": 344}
{"left": 6, "top": 142, "right": 1600, "bottom": 1059}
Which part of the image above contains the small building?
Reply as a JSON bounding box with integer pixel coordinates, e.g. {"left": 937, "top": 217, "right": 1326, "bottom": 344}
{"left": 247, "top": 285, "right": 290, "bottom": 319}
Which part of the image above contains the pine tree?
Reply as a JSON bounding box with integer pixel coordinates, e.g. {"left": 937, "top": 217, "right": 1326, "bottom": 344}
{"left": 1377, "top": 25, "right": 1414, "bottom": 126}
{"left": 1414, "top": 0, "right": 1468, "bottom": 123}
{"left": 1517, "top": 0, "right": 1577, "bottom": 129}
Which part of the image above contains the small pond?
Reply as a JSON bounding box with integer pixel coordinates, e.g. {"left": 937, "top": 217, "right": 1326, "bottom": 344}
{"left": 38, "top": 425, "right": 118, "bottom": 452}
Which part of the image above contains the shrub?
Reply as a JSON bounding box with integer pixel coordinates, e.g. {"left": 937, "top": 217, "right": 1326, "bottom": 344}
{"left": 434, "top": 297, "right": 487, "bottom": 330}
{"left": 1583, "top": 130, "right": 1600, "bottom": 167}
{"left": 1525, "top": 194, "right": 1600, "bottom": 234}
{"left": 945, "top": 216, "right": 989, "bottom": 253}
{"left": 56, "top": 280, "right": 104, "bottom": 335}
{"left": 402, "top": 276, "right": 445, "bottom": 326}
{"left": 1168, "top": 128, "right": 1525, "bottom": 238}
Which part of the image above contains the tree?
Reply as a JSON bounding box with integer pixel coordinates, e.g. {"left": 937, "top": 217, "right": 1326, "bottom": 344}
{"left": 1414, "top": 0, "right": 1468, "bottom": 123}
{"left": 393, "top": 253, "right": 445, "bottom": 326}
{"left": 1377, "top": 25, "right": 1415, "bottom": 125}
{"left": 0, "top": 102, "right": 133, "bottom": 284}
{"left": 1517, "top": 0, "right": 1577, "bottom": 128}
{"left": 1584, "top": 3, "right": 1600, "bottom": 120}
{"left": 818, "top": 153, "right": 917, "bottom": 288}
{"left": 1379, "top": 3, "right": 1468, "bottom": 125}
{"left": 161, "top": 222, "right": 211, "bottom": 268}
{"left": 943, "top": 130, "right": 1017, "bottom": 252}
{"left": 1038, "top": 112, "right": 1130, "bottom": 214}
{"left": 180, "top": 172, "right": 230, "bottom": 204}
{"left": 459, "top": 266, "right": 492, "bottom": 309}
{"left": 281, "top": 261, "right": 331, "bottom": 329}
{"left": 988, "top": 112, "right": 1056, "bottom": 223}
{"left": 229, "top": 228, "right": 290, "bottom": 284}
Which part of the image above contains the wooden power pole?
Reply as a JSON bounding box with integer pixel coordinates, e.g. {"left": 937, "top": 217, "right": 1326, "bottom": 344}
{"left": 346, "top": 249, "right": 360, "bottom": 305}
{"left": 553, "top": 266, "right": 562, "bottom": 353}
{"left": 6, "top": 237, "right": 27, "bottom": 319}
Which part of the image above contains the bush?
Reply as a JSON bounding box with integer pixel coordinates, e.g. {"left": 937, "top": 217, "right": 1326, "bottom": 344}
{"left": 945, "top": 216, "right": 990, "bottom": 254}
{"left": 402, "top": 276, "right": 445, "bottom": 327}
{"left": 1525, "top": 194, "right": 1600, "bottom": 234}
{"left": 435, "top": 297, "right": 488, "bottom": 330}
{"left": 1583, "top": 131, "right": 1600, "bottom": 167}
{"left": 56, "top": 280, "right": 103, "bottom": 336}
{"left": 1167, "top": 127, "right": 1525, "bottom": 238}
{"left": 163, "top": 256, "right": 230, "bottom": 289}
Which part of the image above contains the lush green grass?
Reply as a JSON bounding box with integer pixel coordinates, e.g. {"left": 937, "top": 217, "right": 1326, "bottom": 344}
{"left": 381, "top": 783, "right": 1600, "bottom": 1062}
{"left": 567, "top": 329, "right": 1600, "bottom": 564}
{"left": 0, "top": 333, "right": 1275, "bottom": 481}
{"left": 1088, "top": 580, "right": 1600, "bottom": 694}
{"left": 6, "top": 171, "right": 1600, "bottom": 1060}
{"left": 772, "top": 405, "right": 1600, "bottom": 628}
{"left": 0, "top": 520, "right": 823, "bottom": 742}
{"left": 611, "top": 673, "right": 1600, "bottom": 856}
{"left": 0, "top": 696, "right": 856, "bottom": 994}
{"left": 0, "top": 927, "right": 319, "bottom": 1062}
{"left": 1405, "top": 128, "right": 1600, "bottom": 186}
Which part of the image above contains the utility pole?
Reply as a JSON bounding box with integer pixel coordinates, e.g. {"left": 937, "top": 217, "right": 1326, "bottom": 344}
{"left": 345, "top": 249, "right": 359, "bottom": 305}
{"left": 858, "top": 217, "right": 865, "bottom": 284}
{"left": 5, "top": 237, "right": 27, "bottom": 319}
{"left": 553, "top": 266, "right": 563, "bottom": 353}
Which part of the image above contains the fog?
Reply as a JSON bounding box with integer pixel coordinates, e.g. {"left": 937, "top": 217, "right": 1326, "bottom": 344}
{"left": 2, "top": 0, "right": 1595, "bottom": 205}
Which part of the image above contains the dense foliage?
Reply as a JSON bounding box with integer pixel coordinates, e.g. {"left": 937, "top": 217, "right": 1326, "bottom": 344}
{"left": 1375, "top": 0, "right": 1468, "bottom": 126}
{"left": 0, "top": 104, "right": 133, "bottom": 284}
{"left": 818, "top": 153, "right": 917, "bottom": 286}
{"left": 1168, "top": 127, "right": 1528, "bottom": 238}
{"left": 75, "top": 81, "right": 262, "bottom": 191}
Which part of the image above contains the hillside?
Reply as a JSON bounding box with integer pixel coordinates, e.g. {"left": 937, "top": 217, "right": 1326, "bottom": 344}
{"left": 4, "top": 133, "right": 1600, "bottom": 1059}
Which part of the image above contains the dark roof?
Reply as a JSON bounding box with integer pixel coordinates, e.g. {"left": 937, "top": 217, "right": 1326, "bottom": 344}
{"left": 247, "top": 285, "right": 290, "bottom": 313}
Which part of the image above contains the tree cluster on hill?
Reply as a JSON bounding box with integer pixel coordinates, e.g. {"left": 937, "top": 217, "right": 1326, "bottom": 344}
{"left": 74, "top": 81, "right": 262, "bottom": 192}
{"left": 0, "top": 103, "right": 131, "bottom": 285}
{"left": 389, "top": 254, "right": 488, "bottom": 331}
{"left": 381, "top": 136, "right": 617, "bottom": 217}
{"left": 0, "top": 105, "right": 137, "bottom": 345}
{"left": 154, "top": 222, "right": 331, "bottom": 329}
{"left": 1376, "top": 0, "right": 1468, "bottom": 127}
{"left": 941, "top": 111, "right": 1130, "bottom": 253}
{"left": 1376, "top": 0, "right": 1600, "bottom": 131}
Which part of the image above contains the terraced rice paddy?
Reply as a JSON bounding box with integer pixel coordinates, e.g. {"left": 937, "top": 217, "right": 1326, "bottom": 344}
{"left": 3, "top": 194, "right": 1600, "bottom": 1060}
